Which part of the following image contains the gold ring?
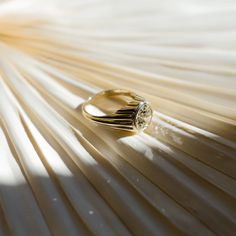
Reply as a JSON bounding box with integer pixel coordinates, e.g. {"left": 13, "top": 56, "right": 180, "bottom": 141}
{"left": 82, "top": 89, "right": 153, "bottom": 132}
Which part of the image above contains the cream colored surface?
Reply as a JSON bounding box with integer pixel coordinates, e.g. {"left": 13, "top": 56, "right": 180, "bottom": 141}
{"left": 0, "top": 0, "right": 235, "bottom": 235}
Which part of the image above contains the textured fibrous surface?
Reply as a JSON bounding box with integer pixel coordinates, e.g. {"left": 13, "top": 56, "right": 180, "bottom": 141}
{"left": 0, "top": 0, "right": 236, "bottom": 235}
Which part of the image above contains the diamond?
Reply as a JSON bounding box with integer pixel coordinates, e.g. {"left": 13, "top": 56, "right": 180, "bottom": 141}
{"left": 134, "top": 102, "right": 153, "bottom": 131}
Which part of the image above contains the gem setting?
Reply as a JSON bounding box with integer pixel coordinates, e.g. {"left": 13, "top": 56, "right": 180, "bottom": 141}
{"left": 134, "top": 102, "right": 153, "bottom": 131}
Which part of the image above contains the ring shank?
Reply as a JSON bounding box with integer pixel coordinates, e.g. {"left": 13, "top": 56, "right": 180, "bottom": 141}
{"left": 82, "top": 89, "right": 152, "bottom": 131}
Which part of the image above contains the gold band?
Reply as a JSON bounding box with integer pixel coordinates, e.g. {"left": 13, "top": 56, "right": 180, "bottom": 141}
{"left": 82, "top": 89, "right": 153, "bottom": 131}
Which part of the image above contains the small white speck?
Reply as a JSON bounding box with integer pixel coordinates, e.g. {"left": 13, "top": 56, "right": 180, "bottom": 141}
{"left": 106, "top": 179, "right": 111, "bottom": 183}
{"left": 52, "top": 198, "right": 57, "bottom": 202}
{"left": 170, "top": 133, "right": 183, "bottom": 145}
{"left": 161, "top": 208, "right": 166, "bottom": 213}
{"left": 145, "top": 148, "right": 154, "bottom": 160}
{"left": 89, "top": 210, "right": 94, "bottom": 215}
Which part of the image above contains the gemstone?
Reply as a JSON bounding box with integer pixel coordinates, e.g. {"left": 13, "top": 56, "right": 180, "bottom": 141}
{"left": 134, "top": 102, "right": 153, "bottom": 131}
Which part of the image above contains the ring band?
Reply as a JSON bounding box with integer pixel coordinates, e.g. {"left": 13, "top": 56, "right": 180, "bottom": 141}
{"left": 82, "top": 89, "right": 153, "bottom": 132}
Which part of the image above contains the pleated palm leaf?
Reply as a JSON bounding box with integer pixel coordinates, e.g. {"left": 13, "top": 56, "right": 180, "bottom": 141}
{"left": 0, "top": 0, "right": 235, "bottom": 235}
